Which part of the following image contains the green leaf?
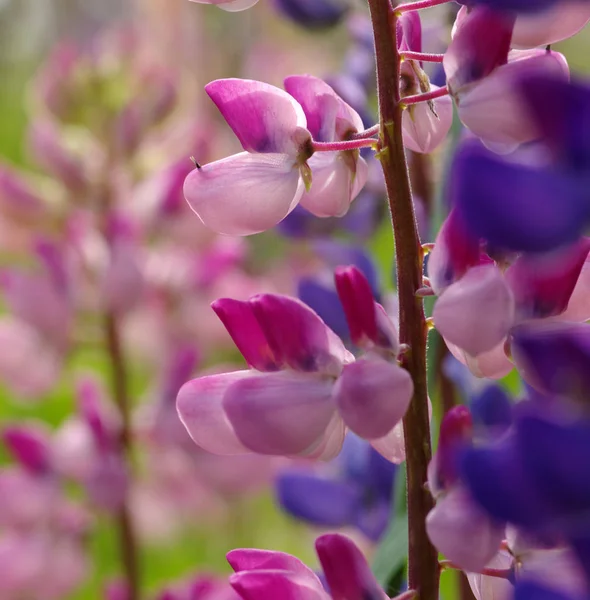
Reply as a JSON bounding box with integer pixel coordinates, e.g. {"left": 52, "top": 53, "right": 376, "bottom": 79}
{"left": 372, "top": 512, "right": 408, "bottom": 589}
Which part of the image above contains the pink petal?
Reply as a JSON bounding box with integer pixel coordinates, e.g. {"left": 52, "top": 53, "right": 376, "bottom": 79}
{"left": 230, "top": 570, "right": 328, "bottom": 600}
{"left": 300, "top": 153, "right": 367, "bottom": 218}
{"left": 466, "top": 551, "right": 513, "bottom": 600}
{"left": 0, "top": 166, "right": 46, "bottom": 221}
{"left": 397, "top": 11, "right": 422, "bottom": 53}
{"left": 205, "top": 79, "right": 308, "bottom": 156}
{"left": 2, "top": 425, "right": 52, "bottom": 473}
{"left": 505, "top": 238, "right": 590, "bottom": 320}
{"left": 283, "top": 75, "right": 364, "bottom": 141}
{"left": 222, "top": 371, "right": 336, "bottom": 456}
{"left": 250, "top": 294, "right": 350, "bottom": 376}
{"left": 370, "top": 423, "right": 406, "bottom": 464}
{"left": 302, "top": 414, "right": 346, "bottom": 461}
{"left": 0, "top": 319, "right": 62, "bottom": 399}
{"left": 333, "top": 358, "right": 413, "bottom": 440}
{"left": 559, "top": 249, "right": 590, "bottom": 322}
{"left": 512, "top": 1, "right": 590, "bottom": 48}
{"left": 176, "top": 371, "right": 252, "bottom": 455}
{"left": 227, "top": 549, "right": 319, "bottom": 583}
{"left": 315, "top": 534, "right": 388, "bottom": 600}
{"left": 184, "top": 152, "right": 304, "bottom": 235}
{"left": 457, "top": 50, "right": 569, "bottom": 153}
{"left": 426, "top": 486, "right": 505, "bottom": 572}
{"left": 212, "top": 298, "right": 279, "bottom": 371}
{"left": 446, "top": 340, "right": 513, "bottom": 380}
{"left": 433, "top": 265, "right": 515, "bottom": 357}
{"left": 402, "top": 89, "right": 453, "bottom": 154}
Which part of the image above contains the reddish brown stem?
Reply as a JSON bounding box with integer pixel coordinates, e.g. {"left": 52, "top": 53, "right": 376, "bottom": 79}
{"left": 366, "top": 0, "right": 439, "bottom": 598}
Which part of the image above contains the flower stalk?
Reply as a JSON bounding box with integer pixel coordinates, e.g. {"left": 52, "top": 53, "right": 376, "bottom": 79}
{"left": 367, "top": 0, "right": 439, "bottom": 597}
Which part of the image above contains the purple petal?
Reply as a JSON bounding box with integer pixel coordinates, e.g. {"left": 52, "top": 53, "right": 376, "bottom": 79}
{"left": 205, "top": 79, "right": 309, "bottom": 155}
{"left": 228, "top": 548, "right": 322, "bottom": 583}
{"left": 184, "top": 152, "right": 304, "bottom": 236}
{"left": 433, "top": 265, "right": 515, "bottom": 357}
{"left": 249, "top": 294, "right": 349, "bottom": 375}
{"left": 334, "top": 358, "right": 413, "bottom": 440}
{"left": 426, "top": 487, "right": 505, "bottom": 572}
{"left": 276, "top": 470, "right": 360, "bottom": 527}
{"left": 2, "top": 424, "right": 52, "bottom": 474}
{"left": 397, "top": 11, "right": 422, "bottom": 53}
{"left": 176, "top": 371, "right": 252, "bottom": 455}
{"left": 315, "top": 534, "right": 387, "bottom": 600}
{"left": 212, "top": 298, "right": 280, "bottom": 371}
{"left": 222, "top": 371, "right": 336, "bottom": 455}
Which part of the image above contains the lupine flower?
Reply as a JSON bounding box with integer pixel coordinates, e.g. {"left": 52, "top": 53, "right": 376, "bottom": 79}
{"left": 452, "top": 75, "right": 590, "bottom": 253}
{"left": 272, "top": 0, "right": 349, "bottom": 29}
{"left": 445, "top": 7, "right": 569, "bottom": 153}
{"left": 460, "top": 400, "right": 590, "bottom": 581}
{"left": 398, "top": 12, "right": 453, "bottom": 154}
{"left": 228, "top": 533, "right": 389, "bottom": 600}
{"left": 430, "top": 208, "right": 590, "bottom": 378}
{"left": 276, "top": 433, "right": 396, "bottom": 541}
{"left": 426, "top": 407, "right": 505, "bottom": 572}
{"left": 177, "top": 268, "right": 413, "bottom": 461}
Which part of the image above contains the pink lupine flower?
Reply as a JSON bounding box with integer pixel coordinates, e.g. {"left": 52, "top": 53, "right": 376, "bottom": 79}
{"left": 184, "top": 79, "right": 314, "bottom": 235}
{"left": 445, "top": 7, "right": 570, "bottom": 153}
{"left": 228, "top": 533, "right": 387, "bottom": 600}
{"left": 189, "top": 0, "right": 260, "bottom": 11}
{"left": 283, "top": 75, "right": 368, "bottom": 217}
{"left": 397, "top": 12, "right": 453, "bottom": 154}
{"left": 426, "top": 407, "right": 504, "bottom": 572}
{"left": 178, "top": 275, "right": 413, "bottom": 460}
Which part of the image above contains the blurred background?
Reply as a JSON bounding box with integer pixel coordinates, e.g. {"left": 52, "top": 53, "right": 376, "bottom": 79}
{"left": 1, "top": 1, "right": 590, "bottom": 599}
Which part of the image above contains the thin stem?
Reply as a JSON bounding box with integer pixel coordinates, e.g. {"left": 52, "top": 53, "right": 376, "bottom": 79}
{"left": 312, "top": 138, "right": 377, "bottom": 152}
{"left": 403, "top": 85, "right": 449, "bottom": 106}
{"left": 367, "top": 0, "right": 438, "bottom": 598}
{"left": 400, "top": 51, "right": 445, "bottom": 62}
{"left": 396, "top": 0, "right": 451, "bottom": 12}
{"left": 105, "top": 313, "right": 140, "bottom": 600}
{"left": 351, "top": 124, "right": 381, "bottom": 139}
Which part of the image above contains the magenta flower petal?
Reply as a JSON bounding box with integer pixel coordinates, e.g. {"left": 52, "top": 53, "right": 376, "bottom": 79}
{"left": 560, "top": 250, "right": 590, "bottom": 321}
{"left": 176, "top": 371, "right": 252, "bottom": 455}
{"left": 426, "top": 486, "right": 505, "bottom": 572}
{"left": 222, "top": 371, "right": 336, "bottom": 456}
{"left": 457, "top": 50, "right": 569, "bottom": 152}
{"left": 446, "top": 340, "right": 513, "bottom": 380}
{"left": 315, "top": 534, "right": 388, "bottom": 600}
{"left": 402, "top": 89, "right": 453, "bottom": 154}
{"left": 184, "top": 152, "right": 304, "bottom": 235}
{"left": 370, "top": 424, "right": 406, "bottom": 463}
{"left": 228, "top": 549, "right": 320, "bottom": 583}
{"left": 2, "top": 425, "right": 52, "bottom": 474}
{"left": 433, "top": 265, "right": 515, "bottom": 357}
{"left": 212, "top": 298, "right": 279, "bottom": 371}
{"left": 230, "top": 570, "right": 328, "bottom": 600}
{"left": 283, "top": 75, "right": 364, "bottom": 141}
{"left": 334, "top": 358, "right": 413, "bottom": 440}
{"left": 205, "top": 79, "right": 308, "bottom": 156}
{"left": 300, "top": 153, "right": 368, "bottom": 218}
{"left": 249, "top": 294, "right": 350, "bottom": 375}
{"left": 511, "top": 1, "right": 590, "bottom": 48}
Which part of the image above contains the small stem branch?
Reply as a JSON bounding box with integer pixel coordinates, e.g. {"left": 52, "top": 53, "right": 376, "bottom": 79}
{"left": 351, "top": 124, "right": 381, "bottom": 139}
{"left": 367, "top": 0, "right": 438, "bottom": 598}
{"left": 105, "top": 312, "right": 140, "bottom": 600}
{"left": 400, "top": 51, "right": 445, "bottom": 62}
{"left": 396, "top": 0, "right": 451, "bottom": 12}
{"left": 403, "top": 86, "right": 449, "bottom": 106}
{"left": 312, "top": 138, "right": 376, "bottom": 152}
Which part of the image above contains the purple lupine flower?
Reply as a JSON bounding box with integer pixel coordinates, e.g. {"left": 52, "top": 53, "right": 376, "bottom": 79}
{"left": 276, "top": 433, "right": 396, "bottom": 541}
{"left": 452, "top": 75, "right": 590, "bottom": 253}
{"left": 460, "top": 401, "right": 590, "bottom": 582}
{"left": 426, "top": 407, "right": 505, "bottom": 573}
{"left": 272, "top": 0, "right": 348, "bottom": 29}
